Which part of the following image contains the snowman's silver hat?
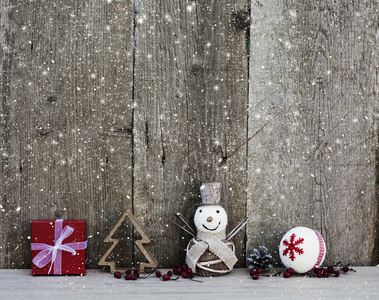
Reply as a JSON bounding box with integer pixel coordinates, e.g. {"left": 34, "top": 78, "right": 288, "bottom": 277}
{"left": 197, "top": 181, "right": 222, "bottom": 205}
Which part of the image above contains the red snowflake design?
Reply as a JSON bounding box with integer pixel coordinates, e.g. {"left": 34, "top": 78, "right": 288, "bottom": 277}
{"left": 282, "top": 233, "right": 304, "bottom": 261}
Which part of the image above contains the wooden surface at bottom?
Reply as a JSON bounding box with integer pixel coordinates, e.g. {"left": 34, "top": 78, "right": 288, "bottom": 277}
{"left": 0, "top": 268, "right": 378, "bottom": 300}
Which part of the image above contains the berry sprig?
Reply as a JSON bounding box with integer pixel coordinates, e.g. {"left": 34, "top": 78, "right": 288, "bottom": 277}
{"left": 172, "top": 263, "right": 195, "bottom": 279}
{"left": 125, "top": 268, "right": 140, "bottom": 280}
{"left": 340, "top": 264, "right": 356, "bottom": 273}
{"left": 283, "top": 268, "right": 294, "bottom": 278}
{"left": 308, "top": 262, "right": 355, "bottom": 278}
{"left": 249, "top": 267, "right": 282, "bottom": 280}
{"left": 155, "top": 270, "right": 179, "bottom": 281}
{"left": 113, "top": 267, "right": 141, "bottom": 280}
{"left": 311, "top": 267, "right": 338, "bottom": 278}
{"left": 113, "top": 263, "right": 201, "bottom": 282}
{"left": 249, "top": 267, "right": 262, "bottom": 280}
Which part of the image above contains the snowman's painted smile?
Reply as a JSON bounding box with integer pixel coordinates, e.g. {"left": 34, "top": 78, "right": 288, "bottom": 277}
{"left": 202, "top": 221, "right": 221, "bottom": 231}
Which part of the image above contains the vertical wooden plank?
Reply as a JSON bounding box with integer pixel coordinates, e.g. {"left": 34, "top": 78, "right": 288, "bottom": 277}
{"left": 185, "top": 0, "right": 250, "bottom": 266}
{"left": 133, "top": 0, "right": 192, "bottom": 267}
{"left": 95, "top": 0, "right": 134, "bottom": 269}
{"left": 247, "top": 0, "right": 378, "bottom": 265}
{"left": 0, "top": 0, "right": 134, "bottom": 268}
{"left": 1, "top": 0, "right": 37, "bottom": 268}
{"left": 247, "top": 0, "right": 319, "bottom": 261}
{"left": 314, "top": 1, "right": 378, "bottom": 264}
{"left": 134, "top": 0, "right": 249, "bottom": 267}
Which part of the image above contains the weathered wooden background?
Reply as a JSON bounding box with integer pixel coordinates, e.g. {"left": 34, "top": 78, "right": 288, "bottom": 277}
{"left": 0, "top": 0, "right": 378, "bottom": 270}
{"left": 247, "top": 0, "right": 379, "bottom": 266}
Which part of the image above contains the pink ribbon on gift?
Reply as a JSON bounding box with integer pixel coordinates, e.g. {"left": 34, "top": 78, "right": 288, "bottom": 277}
{"left": 31, "top": 219, "right": 88, "bottom": 275}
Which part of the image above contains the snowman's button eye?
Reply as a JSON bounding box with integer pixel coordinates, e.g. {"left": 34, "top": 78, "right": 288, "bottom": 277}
{"left": 199, "top": 209, "right": 202, "bottom": 213}
{"left": 216, "top": 210, "right": 220, "bottom": 213}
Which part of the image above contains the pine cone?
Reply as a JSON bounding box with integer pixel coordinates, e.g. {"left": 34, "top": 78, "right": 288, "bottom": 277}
{"left": 247, "top": 246, "right": 274, "bottom": 270}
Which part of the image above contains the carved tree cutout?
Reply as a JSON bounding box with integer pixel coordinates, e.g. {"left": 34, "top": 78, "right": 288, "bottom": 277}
{"left": 98, "top": 210, "right": 158, "bottom": 273}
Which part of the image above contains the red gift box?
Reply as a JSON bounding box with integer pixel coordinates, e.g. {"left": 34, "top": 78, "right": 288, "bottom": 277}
{"left": 31, "top": 219, "right": 87, "bottom": 275}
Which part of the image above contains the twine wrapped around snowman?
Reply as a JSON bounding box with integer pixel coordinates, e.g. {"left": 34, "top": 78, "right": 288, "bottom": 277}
{"left": 175, "top": 182, "right": 249, "bottom": 276}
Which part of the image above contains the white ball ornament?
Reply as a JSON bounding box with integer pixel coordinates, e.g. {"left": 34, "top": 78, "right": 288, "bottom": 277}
{"left": 279, "top": 226, "right": 326, "bottom": 274}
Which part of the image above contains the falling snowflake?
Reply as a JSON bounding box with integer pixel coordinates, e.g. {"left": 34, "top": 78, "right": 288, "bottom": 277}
{"left": 282, "top": 233, "right": 304, "bottom": 261}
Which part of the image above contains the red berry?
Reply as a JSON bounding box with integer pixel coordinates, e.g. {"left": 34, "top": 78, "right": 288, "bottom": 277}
{"left": 250, "top": 269, "right": 256, "bottom": 276}
{"left": 334, "top": 270, "right": 340, "bottom": 277}
{"left": 177, "top": 267, "right": 182, "bottom": 274}
{"left": 327, "top": 266, "right": 335, "bottom": 273}
{"left": 256, "top": 268, "right": 262, "bottom": 274}
{"left": 182, "top": 271, "right": 188, "bottom": 278}
{"left": 133, "top": 268, "right": 139, "bottom": 273}
{"left": 125, "top": 269, "right": 132, "bottom": 275}
{"left": 188, "top": 272, "right": 194, "bottom": 278}
{"left": 131, "top": 274, "right": 138, "bottom": 280}
{"left": 324, "top": 272, "right": 330, "bottom": 278}
{"left": 167, "top": 270, "right": 173, "bottom": 277}
{"left": 252, "top": 274, "right": 259, "bottom": 280}
{"left": 182, "top": 265, "right": 188, "bottom": 271}
{"left": 155, "top": 271, "right": 162, "bottom": 277}
{"left": 173, "top": 268, "right": 179, "bottom": 275}
{"left": 317, "top": 272, "right": 323, "bottom": 278}
{"left": 342, "top": 266, "right": 349, "bottom": 273}
{"left": 162, "top": 274, "right": 170, "bottom": 281}
{"left": 187, "top": 268, "right": 193, "bottom": 274}
{"left": 125, "top": 274, "right": 131, "bottom": 280}
{"left": 283, "top": 272, "right": 291, "bottom": 278}
{"left": 114, "top": 271, "right": 122, "bottom": 278}
{"left": 287, "top": 268, "right": 294, "bottom": 274}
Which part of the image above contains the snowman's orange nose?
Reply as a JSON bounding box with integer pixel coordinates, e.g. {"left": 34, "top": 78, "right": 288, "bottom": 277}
{"left": 207, "top": 216, "right": 213, "bottom": 222}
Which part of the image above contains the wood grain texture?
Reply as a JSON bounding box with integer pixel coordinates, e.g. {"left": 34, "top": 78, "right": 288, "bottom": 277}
{"left": 133, "top": 0, "right": 249, "bottom": 267}
{"left": 0, "top": 0, "right": 134, "bottom": 268}
{"left": 247, "top": 0, "right": 378, "bottom": 265}
{"left": 1, "top": 0, "right": 378, "bottom": 270}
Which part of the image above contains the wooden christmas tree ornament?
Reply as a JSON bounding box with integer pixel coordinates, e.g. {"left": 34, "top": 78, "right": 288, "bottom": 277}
{"left": 98, "top": 210, "right": 158, "bottom": 273}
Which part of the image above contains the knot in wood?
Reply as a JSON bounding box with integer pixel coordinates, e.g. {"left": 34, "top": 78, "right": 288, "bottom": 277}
{"left": 190, "top": 64, "right": 203, "bottom": 75}
{"left": 55, "top": 209, "right": 63, "bottom": 218}
{"left": 232, "top": 11, "right": 251, "bottom": 30}
{"left": 47, "top": 95, "right": 58, "bottom": 103}
{"left": 36, "top": 126, "right": 50, "bottom": 136}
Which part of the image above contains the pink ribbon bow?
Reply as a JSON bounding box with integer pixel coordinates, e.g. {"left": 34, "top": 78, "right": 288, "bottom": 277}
{"left": 31, "top": 219, "right": 88, "bottom": 274}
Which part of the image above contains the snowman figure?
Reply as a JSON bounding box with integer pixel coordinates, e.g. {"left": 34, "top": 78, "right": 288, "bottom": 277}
{"left": 175, "top": 181, "right": 248, "bottom": 276}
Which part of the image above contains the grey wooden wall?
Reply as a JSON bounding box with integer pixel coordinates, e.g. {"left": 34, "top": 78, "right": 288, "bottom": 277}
{"left": 247, "top": 0, "right": 379, "bottom": 265}
{"left": 0, "top": 0, "right": 378, "bottom": 270}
